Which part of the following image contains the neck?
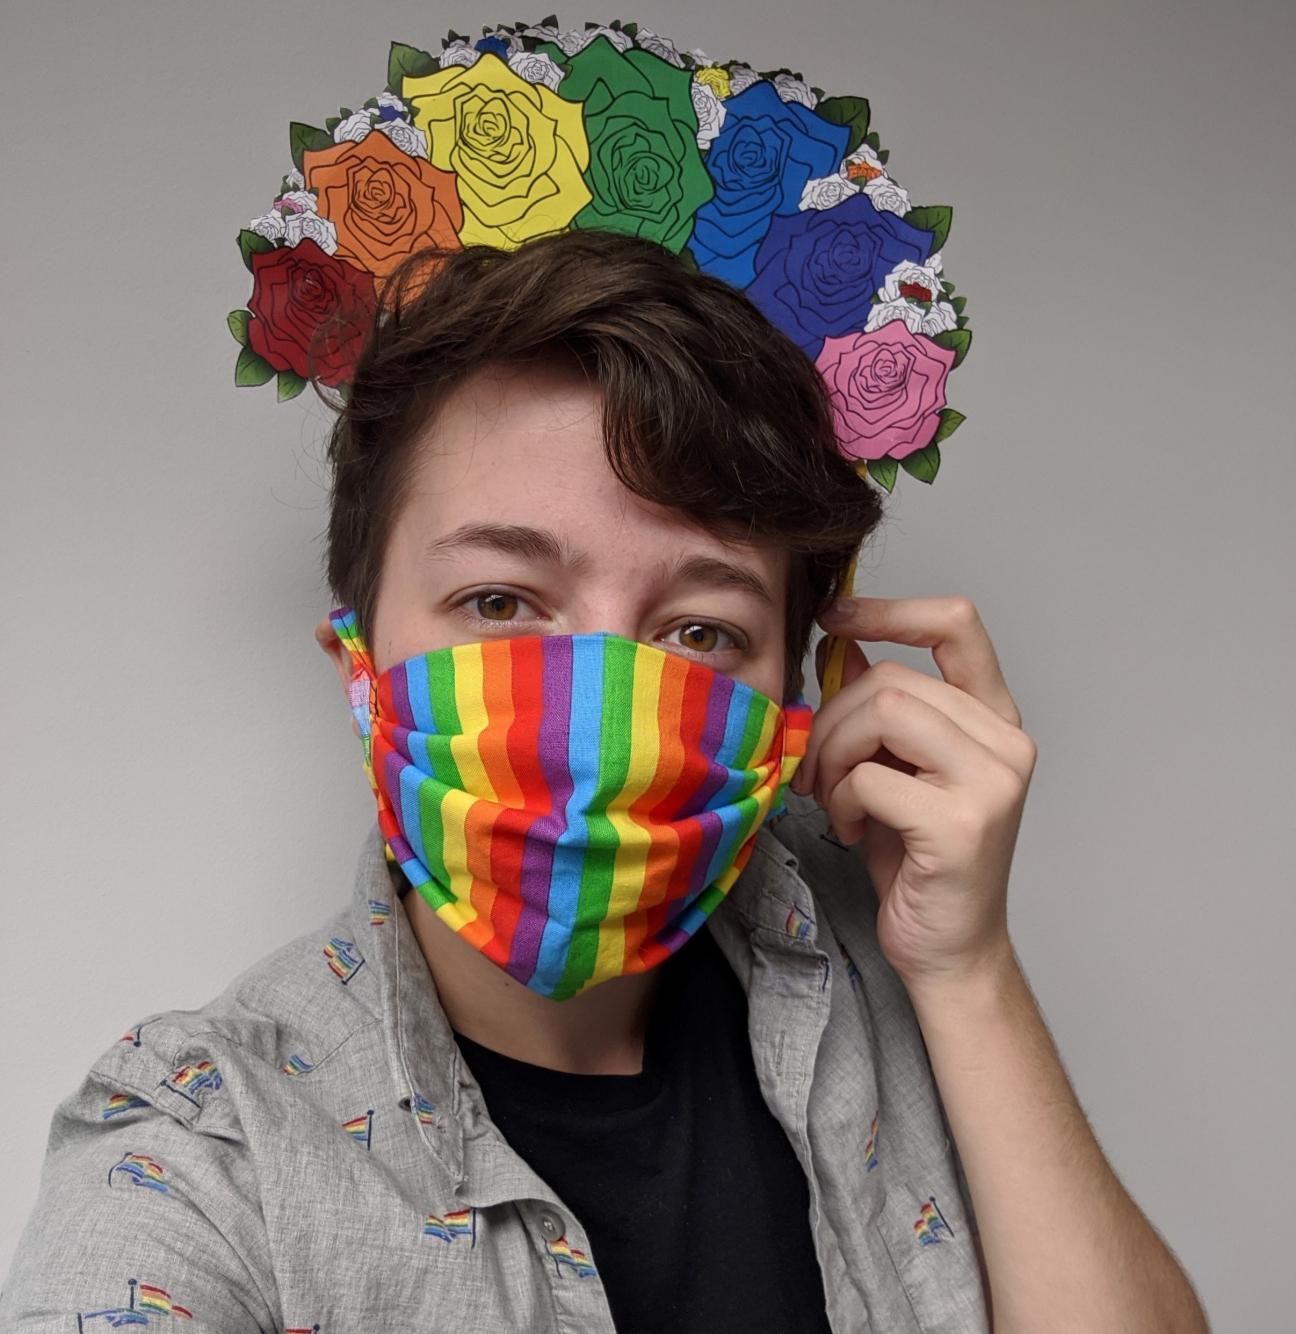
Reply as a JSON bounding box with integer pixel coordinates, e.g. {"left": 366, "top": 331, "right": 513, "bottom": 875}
{"left": 399, "top": 879, "right": 664, "bottom": 1076}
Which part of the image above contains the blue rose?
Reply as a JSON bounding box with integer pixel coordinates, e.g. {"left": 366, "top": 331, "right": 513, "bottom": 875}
{"left": 743, "top": 192, "right": 935, "bottom": 358}
{"left": 474, "top": 34, "right": 512, "bottom": 58}
{"left": 689, "top": 82, "right": 851, "bottom": 289}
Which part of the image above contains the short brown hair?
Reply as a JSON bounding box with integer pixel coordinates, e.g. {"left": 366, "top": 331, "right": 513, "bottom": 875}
{"left": 322, "top": 229, "right": 884, "bottom": 699}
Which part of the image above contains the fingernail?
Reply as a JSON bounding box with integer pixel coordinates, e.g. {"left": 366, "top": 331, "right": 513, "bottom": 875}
{"left": 821, "top": 598, "right": 854, "bottom": 621}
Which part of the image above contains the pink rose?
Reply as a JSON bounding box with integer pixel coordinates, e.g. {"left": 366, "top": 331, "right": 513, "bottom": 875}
{"left": 815, "top": 322, "right": 957, "bottom": 461}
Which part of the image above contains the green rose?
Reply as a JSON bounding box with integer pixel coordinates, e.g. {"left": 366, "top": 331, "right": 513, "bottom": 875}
{"left": 556, "top": 34, "right": 714, "bottom": 253}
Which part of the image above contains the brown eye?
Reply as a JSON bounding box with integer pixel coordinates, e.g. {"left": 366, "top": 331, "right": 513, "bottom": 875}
{"left": 475, "top": 591, "right": 519, "bottom": 621}
{"left": 677, "top": 622, "right": 720, "bottom": 653}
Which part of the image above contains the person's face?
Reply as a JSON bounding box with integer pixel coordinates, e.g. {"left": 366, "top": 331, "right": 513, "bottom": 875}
{"left": 317, "top": 355, "right": 788, "bottom": 703}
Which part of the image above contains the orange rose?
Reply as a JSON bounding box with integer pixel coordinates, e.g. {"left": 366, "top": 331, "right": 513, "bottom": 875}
{"left": 303, "top": 131, "right": 464, "bottom": 282}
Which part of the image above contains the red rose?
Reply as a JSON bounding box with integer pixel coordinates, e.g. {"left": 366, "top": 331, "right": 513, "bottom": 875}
{"left": 246, "top": 239, "right": 377, "bottom": 387}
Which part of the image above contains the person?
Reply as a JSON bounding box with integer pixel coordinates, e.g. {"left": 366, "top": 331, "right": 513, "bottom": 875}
{"left": 1, "top": 231, "right": 1207, "bottom": 1333}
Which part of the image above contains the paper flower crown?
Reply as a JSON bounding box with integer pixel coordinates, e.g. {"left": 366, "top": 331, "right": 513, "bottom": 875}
{"left": 229, "top": 17, "right": 972, "bottom": 700}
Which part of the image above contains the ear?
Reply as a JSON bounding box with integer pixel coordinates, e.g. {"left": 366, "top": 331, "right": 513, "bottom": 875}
{"left": 315, "top": 614, "right": 362, "bottom": 739}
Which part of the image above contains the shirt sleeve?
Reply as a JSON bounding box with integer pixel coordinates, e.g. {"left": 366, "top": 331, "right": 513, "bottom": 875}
{"left": 0, "top": 1064, "right": 276, "bottom": 1332}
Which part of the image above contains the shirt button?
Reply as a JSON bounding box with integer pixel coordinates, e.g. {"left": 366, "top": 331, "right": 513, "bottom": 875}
{"left": 538, "top": 1209, "right": 564, "bottom": 1241}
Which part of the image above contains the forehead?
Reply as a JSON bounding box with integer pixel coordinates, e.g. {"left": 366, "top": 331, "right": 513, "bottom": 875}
{"left": 395, "top": 358, "right": 786, "bottom": 583}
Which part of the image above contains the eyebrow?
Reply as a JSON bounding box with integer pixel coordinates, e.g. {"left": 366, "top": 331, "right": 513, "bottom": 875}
{"left": 423, "top": 521, "right": 775, "bottom": 608}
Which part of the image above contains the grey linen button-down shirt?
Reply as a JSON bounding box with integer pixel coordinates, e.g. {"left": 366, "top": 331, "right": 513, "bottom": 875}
{"left": 2, "top": 792, "right": 990, "bottom": 1332}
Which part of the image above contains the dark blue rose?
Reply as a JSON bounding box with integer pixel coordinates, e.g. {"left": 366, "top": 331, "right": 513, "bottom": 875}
{"left": 743, "top": 192, "right": 934, "bottom": 358}
{"left": 689, "top": 82, "right": 850, "bottom": 289}
{"left": 377, "top": 104, "right": 404, "bottom": 122}
{"left": 474, "top": 34, "right": 512, "bottom": 58}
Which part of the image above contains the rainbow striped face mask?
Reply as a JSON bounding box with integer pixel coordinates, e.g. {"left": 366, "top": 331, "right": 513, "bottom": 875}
{"left": 329, "top": 606, "right": 814, "bottom": 1001}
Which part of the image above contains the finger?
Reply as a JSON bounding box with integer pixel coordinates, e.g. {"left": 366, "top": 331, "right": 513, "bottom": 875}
{"left": 811, "top": 686, "right": 997, "bottom": 812}
{"left": 801, "top": 660, "right": 1035, "bottom": 797}
{"left": 824, "top": 758, "right": 954, "bottom": 844}
{"left": 817, "top": 595, "right": 1022, "bottom": 727}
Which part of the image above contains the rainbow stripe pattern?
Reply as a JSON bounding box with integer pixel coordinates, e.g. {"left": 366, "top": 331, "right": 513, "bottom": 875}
{"left": 545, "top": 1235, "right": 599, "bottom": 1278}
{"left": 329, "top": 607, "right": 812, "bottom": 1001}
{"left": 343, "top": 1110, "right": 374, "bottom": 1148}
{"left": 423, "top": 1207, "right": 477, "bottom": 1245}
{"left": 323, "top": 936, "right": 364, "bottom": 984}
{"left": 109, "top": 1153, "right": 168, "bottom": 1193}
{"left": 281, "top": 1054, "right": 315, "bottom": 1076}
{"left": 164, "top": 1061, "right": 221, "bottom": 1107}
{"left": 411, "top": 1092, "right": 438, "bottom": 1125}
{"left": 102, "top": 1093, "right": 150, "bottom": 1120}
{"left": 864, "top": 1111, "right": 880, "bottom": 1173}
{"left": 913, "top": 1195, "right": 954, "bottom": 1246}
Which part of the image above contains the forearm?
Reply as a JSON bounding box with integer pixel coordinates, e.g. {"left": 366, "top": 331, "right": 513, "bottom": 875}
{"left": 906, "top": 947, "right": 1210, "bottom": 1334}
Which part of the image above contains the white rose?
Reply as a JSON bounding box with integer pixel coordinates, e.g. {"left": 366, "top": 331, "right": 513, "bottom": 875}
{"left": 520, "top": 24, "right": 561, "bottom": 40}
{"left": 284, "top": 211, "right": 339, "bottom": 255}
{"left": 333, "top": 110, "right": 373, "bottom": 143}
{"left": 843, "top": 142, "right": 884, "bottom": 175}
{"left": 799, "top": 173, "right": 859, "bottom": 211}
{"left": 276, "top": 189, "right": 318, "bottom": 214}
{"left": 439, "top": 40, "right": 481, "bottom": 68}
{"left": 508, "top": 49, "right": 566, "bottom": 91}
{"left": 863, "top": 296, "right": 958, "bottom": 337}
{"left": 687, "top": 46, "right": 714, "bottom": 66}
{"left": 248, "top": 210, "right": 287, "bottom": 242}
{"left": 918, "top": 300, "right": 959, "bottom": 336}
{"left": 284, "top": 168, "right": 305, "bottom": 191}
{"left": 877, "top": 257, "right": 945, "bottom": 304}
{"left": 633, "top": 27, "right": 685, "bottom": 66}
{"left": 373, "top": 119, "right": 428, "bottom": 158}
{"left": 726, "top": 63, "right": 761, "bottom": 95}
{"left": 864, "top": 298, "right": 924, "bottom": 335}
{"left": 375, "top": 91, "right": 406, "bottom": 112}
{"left": 561, "top": 25, "right": 632, "bottom": 54}
{"left": 691, "top": 80, "right": 726, "bottom": 148}
{"left": 773, "top": 71, "right": 816, "bottom": 108}
{"left": 864, "top": 175, "right": 911, "bottom": 215}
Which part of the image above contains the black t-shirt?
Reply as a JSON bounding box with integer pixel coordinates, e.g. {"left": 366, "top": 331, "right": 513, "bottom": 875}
{"left": 452, "top": 922, "right": 834, "bottom": 1334}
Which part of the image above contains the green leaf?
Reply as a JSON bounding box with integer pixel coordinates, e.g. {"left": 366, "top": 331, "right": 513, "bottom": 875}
{"left": 238, "top": 228, "right": 275, "bottom": 272}
{"left": 276, "top": 369, "right": 308, "bottom": 402}
{"left": 288, "top": 121, "right": 333, "bottom": 173}
{"left": 676, "top": 246, "right": 700, "bottom": 273}
{"left": 930, "top": 328, "right": 972, "bottom": 368}
{"left": 931, "top": 408, "right": 966, "bottom": 446}
{"left": 324, "top": 116, "right": 341, "bottom": 133}
{"left": 387, "top": 40, "right": 438, "bottom": 93}
{"left": 226, "top": 309, "right": 250, "bottom": 346}
{"left": 814, "top": 95, "right": 871, "bottom": 155}
{"left": 532, "top": 40, "right": 568, "bottom": 65}
{"left": 540, "top": 13, "right": 558, "bottom": 26}
{"left": 622, "top": 21, "right": 639, "bottom": 37}
{"left": 899, "top": 442, "right": 941, "bottom": 483}
{"left": 864, "top": 131, "right": 881, "bottom": 151}
{"left": 903, "top": 204, "right": 952, "bottom": 253}
{"left": 234, "top": 343, "right": 276, "bottom": 388}
{"left": 878, "top": 148, "right": 890, "bottom": 165}
{"left": 950, "top": 295, "right": 967, "bottom": 315}
{"left": 865, "top": 456, "right": 898, "bottom": 493}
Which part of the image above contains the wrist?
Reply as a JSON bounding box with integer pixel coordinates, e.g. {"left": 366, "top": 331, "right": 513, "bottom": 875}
{"left": 899, "top": 938, "right": 1021, "bottom": 1018}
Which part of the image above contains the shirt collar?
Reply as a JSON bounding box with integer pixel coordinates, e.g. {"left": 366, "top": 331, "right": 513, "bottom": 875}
{"left": 347, "top": 809, "right": 825, "bottom": 1191}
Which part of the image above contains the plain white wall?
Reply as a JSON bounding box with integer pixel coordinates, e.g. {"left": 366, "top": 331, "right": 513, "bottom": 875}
{"left": 3, "top": 0, "right": 1293, "bottom": 1324}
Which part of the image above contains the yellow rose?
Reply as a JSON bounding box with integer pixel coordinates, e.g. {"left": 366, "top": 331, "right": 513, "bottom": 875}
{"left": 403, "top": 53, "right": 592, "bottom": 250}
{"left": 693, "top": 65, "right": 733, "bottom": 100}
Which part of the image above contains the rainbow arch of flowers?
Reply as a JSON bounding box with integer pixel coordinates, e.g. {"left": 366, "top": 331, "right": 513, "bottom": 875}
{"left": 228, "top": 17, "right": 971, "bottom": 493}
